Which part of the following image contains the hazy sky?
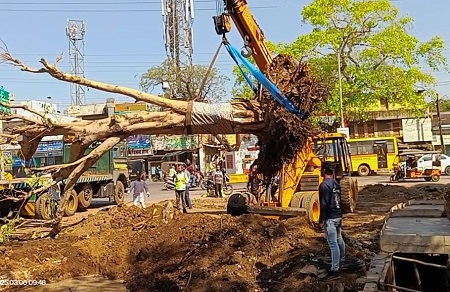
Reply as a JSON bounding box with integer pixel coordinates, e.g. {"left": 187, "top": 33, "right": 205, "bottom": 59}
{"left": 1, "top": 0, "right": 449, "bottom": 110}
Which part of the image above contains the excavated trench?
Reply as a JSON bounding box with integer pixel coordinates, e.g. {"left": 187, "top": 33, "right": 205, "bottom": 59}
{"left": 385, "top": 253, "right": 449, "bottom": 292}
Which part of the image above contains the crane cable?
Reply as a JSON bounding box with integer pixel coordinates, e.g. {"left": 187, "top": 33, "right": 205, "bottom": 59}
{"left": 222, "top": 39, "right": 308, "bottom": 120}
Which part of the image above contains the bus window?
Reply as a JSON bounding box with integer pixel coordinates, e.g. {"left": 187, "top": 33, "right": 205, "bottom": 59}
{"left": 357, "top": 141, "right": 374, "bottom": 155}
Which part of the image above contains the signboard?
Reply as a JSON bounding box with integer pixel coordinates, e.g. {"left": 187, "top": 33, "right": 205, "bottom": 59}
{"left": 432, "top": 134, "right": 450, "bottom": 146}
{"left": 152, "top": 135, "right": 199, "bottom": 151}
{"left": 402, "top": 118, "right": 432, "bottom": 142}
{"left": 115, "top": 102, "right": 148, "bottom": 112}
{"left": 126, "top": 135, "right": 152, "bottom": 150}
{"left": 0, "top": 86, "right": 11, "bottom": 114}
{"left": 37, "top": 141, "right": 64, "bottom": 152}
{"left": 337, "top": 127, "right": 350, "bottom": 138}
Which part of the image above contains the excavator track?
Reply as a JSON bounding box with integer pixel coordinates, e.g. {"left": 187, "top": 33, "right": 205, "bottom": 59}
{"left": 340, "top": 177, "right": 357, "bottom": 214}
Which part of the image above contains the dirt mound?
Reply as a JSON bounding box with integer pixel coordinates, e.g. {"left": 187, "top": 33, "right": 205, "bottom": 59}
{"left": 0, "top": 203, "right": 368, "bottom": 292}
{"left": 359, "top": 184, "right": 446, "bottom": 202}
{"left": 256, "top": 55, "right": 328, "bottom": 183}
{"left": 1, "top": 184, "right": 445, "bottom": 292}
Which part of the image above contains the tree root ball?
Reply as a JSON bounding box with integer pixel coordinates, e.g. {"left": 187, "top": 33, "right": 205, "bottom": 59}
{"left": 256, "top": 54, "right": 328, "bottom": 183}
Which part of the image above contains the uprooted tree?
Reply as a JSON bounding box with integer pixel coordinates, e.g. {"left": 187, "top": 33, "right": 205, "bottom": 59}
{"left": 0, "top": 42, "right": 328, "bottom": 236}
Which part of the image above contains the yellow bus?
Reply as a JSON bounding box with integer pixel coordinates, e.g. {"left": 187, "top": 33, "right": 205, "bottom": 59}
{"left": 348, "top": 137, "right": 398, "bottom": 176}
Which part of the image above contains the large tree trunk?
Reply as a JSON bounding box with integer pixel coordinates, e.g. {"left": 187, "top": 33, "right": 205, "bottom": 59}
{"left": 0, "top": 51, "right": 327, "bottom": 237}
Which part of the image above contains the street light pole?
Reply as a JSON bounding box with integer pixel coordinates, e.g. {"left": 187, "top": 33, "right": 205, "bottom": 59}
{"left": 337, "top": 47, "right": 344, "bottom": 128}
{"left": 436, "top": 93, "right": 446, "bottom": 154}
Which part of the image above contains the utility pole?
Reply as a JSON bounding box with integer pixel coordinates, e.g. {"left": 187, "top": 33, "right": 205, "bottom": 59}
{"left": 436, "top": 93, "right": 446, "bottom": 154}
{"left": 337, "top": 47, "right": 344, "bottom": 128}
{"left": 161, "top": 0, "right": 194, "bottom": 98}
{"left": 66, "top": 20, "right": 86, "bottom": 106}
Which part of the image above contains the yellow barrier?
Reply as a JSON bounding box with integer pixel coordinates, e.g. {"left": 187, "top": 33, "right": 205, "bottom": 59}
{"left": 228, "top": 174, "right": 248, "bottom": 184}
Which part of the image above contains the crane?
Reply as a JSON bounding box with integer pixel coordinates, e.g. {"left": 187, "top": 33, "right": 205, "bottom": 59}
{"left": 214, "top": 1, "right": 359, "bottom": 220}
{"left": 213, "top": 0, "right": 308, "bottom": 119}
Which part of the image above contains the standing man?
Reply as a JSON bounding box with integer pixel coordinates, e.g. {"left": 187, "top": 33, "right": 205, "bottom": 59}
{"left": 130, "top": 172, "right": 149, "bottom": 209}
{"left": 174, "top": 164, "right": 190, "bottom": 213}
{"left": 318, "top": 164, "right": 346, "bottom": 281}
{"left": 212, "top": 164, "right": 224, "bottom": 198}
{"left": 183, "top": 163, "right": 193, "bottom": 209}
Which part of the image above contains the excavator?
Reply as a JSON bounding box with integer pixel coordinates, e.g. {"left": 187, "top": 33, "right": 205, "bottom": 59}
{"left": 214, "top": 0, "right": 359, "bottom": 222}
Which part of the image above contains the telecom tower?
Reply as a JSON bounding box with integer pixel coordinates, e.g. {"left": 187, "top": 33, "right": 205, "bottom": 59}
{"left": 66, "top": 19, "right": 86, "bottom": 106}
{"left": 161, "top": 0, "right": 194, "bottom": 97}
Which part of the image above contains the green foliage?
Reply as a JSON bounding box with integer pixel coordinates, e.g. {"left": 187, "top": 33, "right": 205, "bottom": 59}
{"left": 140, "top": 60, "right": 229, "bottom": 102}
{"left": 427, "top": 96, "right": 450, "bottom": 112}
{"left": 233, "top": 0, "right": 448, "bottom": 118}
{"left": 231, "top": 64, "right": 255, "bottom": 100}
{"left": 0, "top": 219, "right": 16, "bottom": 244}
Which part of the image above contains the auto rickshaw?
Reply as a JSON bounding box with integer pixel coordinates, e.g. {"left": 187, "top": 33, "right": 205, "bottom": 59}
{"left": 390, "top": 150, "right": 442, "bottom": 182}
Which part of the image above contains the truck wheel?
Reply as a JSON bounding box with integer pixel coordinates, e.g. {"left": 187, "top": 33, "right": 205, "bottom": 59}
{"left": 357, "top": 165, "right": 370, "bottom": 177}
{"left": 340, "top": 177, "right": 357, "bottom": 213}
{"left": 303, "top": 193, "right": 320, "bottom": 224}
{"left": 290, "top": 192, "right": 307, "bottom": 208}
{"left": 63, "top": 190, "right": 78, "bottom": 217}
{"left": 35, "top": 193, "right": 56, "bottom": 220}
{"left": 77, "top": 183, "right": 93, "bottom": 211}
{"left": 114, "top": 181, "right": 125, "bottom": 205}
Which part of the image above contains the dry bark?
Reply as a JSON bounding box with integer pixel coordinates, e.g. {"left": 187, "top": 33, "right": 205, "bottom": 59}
{"left": 0, "top": 48, "right": 327, "bottom": 235}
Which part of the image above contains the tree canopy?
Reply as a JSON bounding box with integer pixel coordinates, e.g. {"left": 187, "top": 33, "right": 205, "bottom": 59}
{"left": 140, "top": 59, "right": 229, "bottom": 102}
{"left": 232, "top": 0, "right": 447, "bottom": 118}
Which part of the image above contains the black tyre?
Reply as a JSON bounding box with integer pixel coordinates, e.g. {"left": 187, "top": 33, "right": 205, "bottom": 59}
{"left": 390, "top": 175, "right": 397, "bottom": 182}
{"left": 290, "top": 192, "right": 307, "bottom": 208}
{"left": 63, "top": 190, "right": 78, "bottom": 217}
{"left": 357, "top": 165, "right": 370, "bottom": 177}
{"left": 431, "top": 175, "right": 440, "bottom": 182}
{"left": 114, "top": 181, "right": 125, "bottom": 205}
{"left": 77, "top": 183, "right": 93, "bottom": 211}
{"left": 200, "top": 181, "right": 207, "bottom": 190}
{"left": 340, "top": 177, "right": 357, "bottom": 213}
{"left": 226, "top": 192, "right": 256, "bottom": 216}
{"left": 302, "top": 193, "right": 320, "bottom": 224}
{"left": 35, "top": 193, "right": 56, "bottom": 220}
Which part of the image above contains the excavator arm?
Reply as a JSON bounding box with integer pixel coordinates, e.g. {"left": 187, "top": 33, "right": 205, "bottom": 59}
{"left": 213, "top": 0, "right": 273, "bottom": 73}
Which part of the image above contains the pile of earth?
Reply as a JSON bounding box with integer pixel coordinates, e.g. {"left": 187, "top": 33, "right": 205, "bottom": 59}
{"left": 0, "top": 183, "right": 447, "bottom": 292}
{"left": 1, "top": 202, "right": 369, "bottom": 292}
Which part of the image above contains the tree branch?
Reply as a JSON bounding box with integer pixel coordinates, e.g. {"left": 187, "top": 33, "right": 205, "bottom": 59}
{"left": 0, "top": 52, "right": 189, "bottom": 114}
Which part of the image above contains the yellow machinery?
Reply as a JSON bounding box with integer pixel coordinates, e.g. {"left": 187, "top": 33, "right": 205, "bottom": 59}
{"left": 216, "top": 1, "right": 359, "bottom": 221}
{"left": 227, "top": 133, "right": 358, "bottom": 221}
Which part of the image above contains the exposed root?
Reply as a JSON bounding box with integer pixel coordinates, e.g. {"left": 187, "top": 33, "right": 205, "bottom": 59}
{"left": 257, "top": 54, "right": 328, "bottom": 182}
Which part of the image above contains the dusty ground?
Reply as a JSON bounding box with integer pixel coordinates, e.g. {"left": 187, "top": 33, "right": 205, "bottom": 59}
{"left": 0, "top": 183, "right": 447, "bottom": 292}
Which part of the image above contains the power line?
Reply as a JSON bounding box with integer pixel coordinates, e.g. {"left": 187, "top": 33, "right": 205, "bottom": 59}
{"left": 0, "top": 6, "right": 280, "bottom": 12}
{"left": 0, "top": 0, "right": 218, "bottom": 4}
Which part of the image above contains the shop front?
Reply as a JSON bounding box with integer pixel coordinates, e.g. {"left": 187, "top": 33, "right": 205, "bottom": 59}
{"left": 33, "top": 137, "right": 64, "bottom": 167}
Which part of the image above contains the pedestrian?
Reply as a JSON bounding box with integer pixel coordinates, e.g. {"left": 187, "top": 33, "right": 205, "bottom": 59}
{"left": 212, "top": 164, "right": 224, "bottom": 198}
{"left": 174, "top": 164, "right": 190, "bottom": 213}
{"left": 318, "top": 163, "right": 345, "bottom": 281}
{"left": 183, "top": 163, "right": 193, "bottom": 209}
{"left": 130, "top": 172, "right": 149, "bottom": 209}
{"left": 247, "top": 164, "right": 260, "bottom": 200}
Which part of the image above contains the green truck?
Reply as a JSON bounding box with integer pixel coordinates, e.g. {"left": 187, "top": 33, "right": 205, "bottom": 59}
{"left": 15, "top": 142, "right": 130, "bottom": 219}
{"left": 61, "top": 142, "right": 129, "bottom": 214}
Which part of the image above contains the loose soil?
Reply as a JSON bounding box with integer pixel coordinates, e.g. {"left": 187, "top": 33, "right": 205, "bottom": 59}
{"left": 0, "top": 183, "right": 447, "bottom": 292}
